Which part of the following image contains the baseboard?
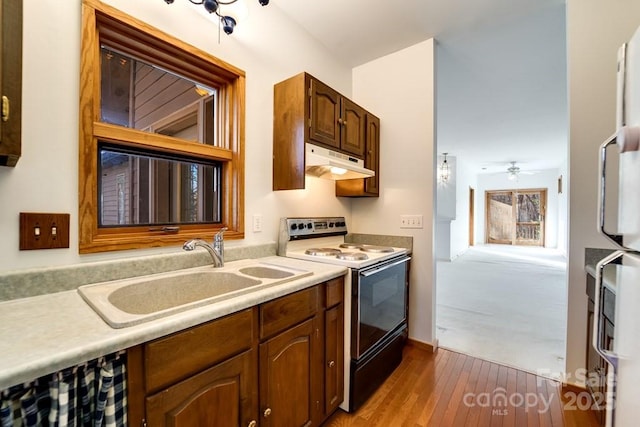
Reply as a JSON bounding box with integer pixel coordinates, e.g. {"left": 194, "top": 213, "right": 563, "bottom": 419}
{"left": 407, "top": 338, "right": 436, "bottom": 353}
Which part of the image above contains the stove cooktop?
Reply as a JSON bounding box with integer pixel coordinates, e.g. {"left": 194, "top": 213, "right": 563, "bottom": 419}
{"left": 278, "top": 217, "right": 408, "bottom": 268}
{"left": 285, "top": 238, "right": 407, "bottom": 269}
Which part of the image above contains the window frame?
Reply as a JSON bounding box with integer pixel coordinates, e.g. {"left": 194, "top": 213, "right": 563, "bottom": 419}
{"left": 79, "top": 0, "right": 245, "bottom": 253}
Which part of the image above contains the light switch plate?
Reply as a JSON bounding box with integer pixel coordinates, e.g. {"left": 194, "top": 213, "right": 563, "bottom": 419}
{"left": 400, "top": 214, "right": 423, "bottom": 229}
{"left": 253, "top": 214, "right": 263, "bottom": 232}
{"left": 20, "top": 212, "right": 70, "bottom": 250}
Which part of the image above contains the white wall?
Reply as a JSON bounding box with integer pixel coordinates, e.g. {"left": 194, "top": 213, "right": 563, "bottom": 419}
{"left": 565, "top": 0, "right": 640, "bottom": 383}
{"left": 557, "top": 157, "right": 568, "bottom": 256}
{"left": 476, "top": 169, "right": 561, "bottom": 248}
{"left": 449, "top": 156, "right": 477, "bottom": 258}
{"left": 0, "top": 0, "right": 357, "bottom": 272}
{"left": 436, "top": 155, "right": 455, "bottom": 261}
{"left": 350, "top": 40, "right": 436, "bottom": 346}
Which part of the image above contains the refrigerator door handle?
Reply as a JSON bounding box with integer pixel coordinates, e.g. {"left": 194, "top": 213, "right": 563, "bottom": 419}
{"left": 598, "top": 134, "right": 625, "bottom": 247}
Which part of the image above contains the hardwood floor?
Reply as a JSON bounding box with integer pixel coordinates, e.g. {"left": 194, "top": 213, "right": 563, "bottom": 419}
{"left": 323, "top": 344, "right": 600, "bottom": 427}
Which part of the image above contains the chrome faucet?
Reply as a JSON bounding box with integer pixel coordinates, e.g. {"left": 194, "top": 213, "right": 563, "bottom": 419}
{"left": 183, "top": 228, "right": 228, "bottom": 268}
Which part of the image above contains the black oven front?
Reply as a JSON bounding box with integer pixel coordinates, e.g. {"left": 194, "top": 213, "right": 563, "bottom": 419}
{"left": 351, "top": 255, "right": 410, "bottom": 359}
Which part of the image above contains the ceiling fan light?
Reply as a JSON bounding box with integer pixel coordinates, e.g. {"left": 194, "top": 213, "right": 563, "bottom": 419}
{"left": 203, "top": 0, "right": 219, "bottom": 13}
{"left": 221, "top": 15, "right": 236, "bottom": 34}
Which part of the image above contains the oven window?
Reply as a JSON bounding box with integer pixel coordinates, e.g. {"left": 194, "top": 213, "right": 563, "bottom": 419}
{"left": 355, "top": 258, "right": 408, "bottom": 358}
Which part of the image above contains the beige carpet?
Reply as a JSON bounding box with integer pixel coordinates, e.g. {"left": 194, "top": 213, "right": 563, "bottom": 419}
{"left": 436, "top": 244, "right": 567, "bottom": 377}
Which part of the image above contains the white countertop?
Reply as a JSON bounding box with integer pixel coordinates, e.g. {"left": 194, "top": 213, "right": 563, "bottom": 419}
{"left": 0, "top": 256, "right": 346, "bottom": 390}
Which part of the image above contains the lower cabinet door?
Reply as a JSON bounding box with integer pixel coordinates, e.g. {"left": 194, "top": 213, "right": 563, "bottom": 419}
{"left": 259, "top": 317, "right": 320, "bottom": 427}
{"left": 146, "top": 349, "right": 257, "bottom": 427}
{"left": 324, "top": 303, "right": 344, "bottom": 416}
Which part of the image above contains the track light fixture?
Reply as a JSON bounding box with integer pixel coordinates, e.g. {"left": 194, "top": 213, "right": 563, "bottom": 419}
{"left": 164, "top": 0, "right": 269, "bottom": 35}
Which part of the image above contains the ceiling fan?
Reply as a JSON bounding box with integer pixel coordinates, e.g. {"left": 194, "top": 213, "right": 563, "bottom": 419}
{"left": 506, "top": 161, "right": 536, "bottom": 181}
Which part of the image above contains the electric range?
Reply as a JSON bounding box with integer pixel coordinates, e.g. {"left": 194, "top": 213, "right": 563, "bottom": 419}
{"left": 277, "top": 217, "right": 410, "bottom": 412}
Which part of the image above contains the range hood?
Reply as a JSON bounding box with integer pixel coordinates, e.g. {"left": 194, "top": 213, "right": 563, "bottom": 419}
{"left": 305, "top": 143, "right": 375, "bottom": 180}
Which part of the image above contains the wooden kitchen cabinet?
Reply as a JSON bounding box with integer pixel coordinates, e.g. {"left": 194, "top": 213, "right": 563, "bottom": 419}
{"left": 0, "top": 0, "right": 22, "bottom": 167}
{"left": 323, "top": 277, "right": 344, "bottom": 416}
{"left": 127, "top": 278, "right": 345, "bottom": 427}
{"left": 273, "top": 72, "right": 376, "bottom": 192}
{"left": 259, "top": 318, "right": 321, "bottom": 427}
{"left": 145, "top": 349, "right": 257, "bottom": 427}
{"left": 127, "top": 309, "right": 259, "bottom": 427}
{"left": 335, "top": 113, "right": 380, "bottom": 197}
{"left": 309, "top": 77, "right": 366, "bottom": 158}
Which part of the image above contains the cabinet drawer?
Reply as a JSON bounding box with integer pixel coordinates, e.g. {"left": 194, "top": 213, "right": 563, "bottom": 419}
{"left": 260, "top": 286, "right": 319, "bottom": 340}
{"left": 325, "top": 277, "right": 344, "bottom": 308}
{"left": 144, "top": 309, "right": 254, "bottom": 393}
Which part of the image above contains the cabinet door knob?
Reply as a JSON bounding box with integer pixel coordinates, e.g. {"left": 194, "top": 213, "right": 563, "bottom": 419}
{"left": 337, "top": 118, "right": 343, "bottom": 124}
{"left": 2, "top": 96, "right": 9, "bottom": 122}
{"left": 248, "top": 421, "right": 257, "bottom": 427}
{"left": 264, "top": 408, "right": 272, "bottom": 418}
{"left": 328, "top": 360, "right": 335, "bottom": 368}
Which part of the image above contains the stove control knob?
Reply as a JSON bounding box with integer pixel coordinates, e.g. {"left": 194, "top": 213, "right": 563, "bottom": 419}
{"left": 291, "top": 223, "right": 298, "bottom": 230}
{"left": 307, "top": 223, "right": 313, "bottom": 230}
{"left": 329, "top": 222, "right": 334, "bottom": 228}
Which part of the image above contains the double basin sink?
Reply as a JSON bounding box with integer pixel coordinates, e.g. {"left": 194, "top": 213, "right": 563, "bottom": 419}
{"left": 78, "top": 260, "right": 312, "bottom": 328}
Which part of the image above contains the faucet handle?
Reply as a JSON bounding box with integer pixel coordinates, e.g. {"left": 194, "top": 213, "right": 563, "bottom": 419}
{"left": 214, "top": 227, "right": 228, "bottom": 241}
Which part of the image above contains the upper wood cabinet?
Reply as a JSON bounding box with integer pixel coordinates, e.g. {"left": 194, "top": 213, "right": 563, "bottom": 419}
{"left": 273, "top": 72, "right": 376, "bottom": 192}
{"left": 335, "top": 112, "right": 380, "bottom": 197}
{"left": 309, "top": 78, "right": 366, "bottom": 157}
{"left": 0, "top": 0, "right": 22, "bottom": 167}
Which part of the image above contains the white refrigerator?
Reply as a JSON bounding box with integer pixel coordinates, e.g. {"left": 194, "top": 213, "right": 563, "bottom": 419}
{"left": 595, "top": 24, "right": 640, "bottom": 427}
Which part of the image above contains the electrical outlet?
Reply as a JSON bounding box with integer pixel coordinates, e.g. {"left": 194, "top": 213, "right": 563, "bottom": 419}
{"left": 20, "top": 212, "right": 70, "bottom": 250}
{"left": 253, "top": 214, "right": 263, "bottom": 232}
{"left": 400, "top": 214, "right": 423, "bottom": 229}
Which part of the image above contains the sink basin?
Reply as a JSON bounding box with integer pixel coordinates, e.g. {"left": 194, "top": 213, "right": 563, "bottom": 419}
{"left": 78, "top": 261, "right": 312, "bottom": 328}
{"left": 108, "top": 272, "right": 261, "bottom": 315}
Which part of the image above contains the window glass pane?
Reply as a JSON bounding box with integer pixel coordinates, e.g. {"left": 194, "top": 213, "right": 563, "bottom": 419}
{"left": 100, "top": 47, "right": 216, "bottom": 146}
{"left": 99, "top": 146, "right": 221, "bottom": 226}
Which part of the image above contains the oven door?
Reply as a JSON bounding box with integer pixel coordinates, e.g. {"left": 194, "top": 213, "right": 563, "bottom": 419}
{"left": 352, "top": 255, "right": 410, "bottom": 359}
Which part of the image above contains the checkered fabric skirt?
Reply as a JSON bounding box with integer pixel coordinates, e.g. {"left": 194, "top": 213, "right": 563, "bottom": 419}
{"left": 0, "top": 351, "right": 127, "bottom": 427}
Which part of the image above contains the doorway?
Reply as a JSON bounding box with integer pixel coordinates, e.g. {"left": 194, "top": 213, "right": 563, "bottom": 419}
{"left": 485, "top": 189, "right": 546, "bottom": 246}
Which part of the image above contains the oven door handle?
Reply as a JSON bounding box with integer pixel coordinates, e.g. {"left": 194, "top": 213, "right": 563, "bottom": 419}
{"left": 360, "top": 256, "right": 410, "bottom": 277}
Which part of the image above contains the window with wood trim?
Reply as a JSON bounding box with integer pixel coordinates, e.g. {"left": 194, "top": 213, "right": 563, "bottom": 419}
{"left": 79, "top": 0, "right": 245, "bottom": 253}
